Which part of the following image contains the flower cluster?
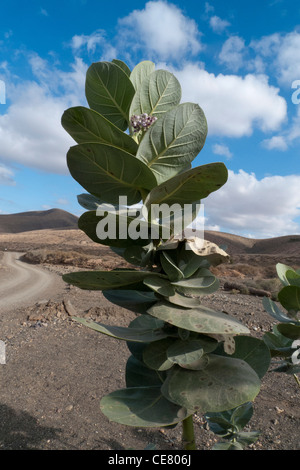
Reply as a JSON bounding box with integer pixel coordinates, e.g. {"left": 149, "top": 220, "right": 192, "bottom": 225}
{"left": 130, "top": 113, "right": 157, "bottom": 133}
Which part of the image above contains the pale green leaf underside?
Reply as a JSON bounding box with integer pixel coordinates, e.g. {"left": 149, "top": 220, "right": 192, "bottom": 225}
{"left": 148, "top": 301, "right": 249, "bottom": 335}
{"left": 62, "top": 269, "right": 165, "bottom": 291}
{"left": 136, "top": 103, "right": 207, "bottom": 184}
{"left": 73, "top": 317, "right": 169, "bottom": 343}
{"left": 130, "top": 61, "right": 155, "bottom": 91}
{"left": 161, "top": 355, "right": 260, "bottom": 413}
{"left": 129, "top": 69, "right": 181, "bottom": 118}
{"left": 100, "top": 386, "right": 191, "bottom": 427}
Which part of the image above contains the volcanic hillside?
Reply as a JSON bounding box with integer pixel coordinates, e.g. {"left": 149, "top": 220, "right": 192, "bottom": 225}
{"left": 0, "top": 209, "right": 78, "bottom": 234}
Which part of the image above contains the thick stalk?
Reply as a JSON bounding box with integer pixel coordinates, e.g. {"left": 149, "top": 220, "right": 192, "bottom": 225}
{"left": 182, "top": 415, "right": 196, "bottom": 450}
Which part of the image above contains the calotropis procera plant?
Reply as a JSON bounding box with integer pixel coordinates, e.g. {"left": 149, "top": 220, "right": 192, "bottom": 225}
{"left": 61, "top": 59, "right": 271, "bottom": 450}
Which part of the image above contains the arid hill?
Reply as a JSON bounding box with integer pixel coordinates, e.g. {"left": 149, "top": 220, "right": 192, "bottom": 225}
{"left": 205, "top": 230, "right": 300, "bottom": 256}
{"left": 0, "top": 209, "right": 78, "bottom": 234}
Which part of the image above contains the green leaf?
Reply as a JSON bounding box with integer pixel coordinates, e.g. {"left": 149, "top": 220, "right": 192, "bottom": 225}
{"left": 144, "top": 163, "right": 228, "bottom": 216}
{"left": 226, "top": 336, "right": 271, "bottom": 379}
{"left": 61, "top": 106, "right": 138, "bottom": 154}
{"left": 262, "top": 296, "right": 294, "bottom": 323}
{"left": 129, "top": 69, "right": 181, "bottom": 119}
{"left": 103, "top": 290, "right": 157, "bottom": 314}
{"left": 112, "top": 59, "right": 131, "bottom": 76}
{"left": 67, "top": 142, "right": 156, "bottom": 205}
{"left": 160, "top": 251, "right": 184, "bottom": 282}
{"left": 148, "top": 301, "right": 250, "bottom": 335}
{"left": 72, "top": 317, "right": 169, "bottom": 343}
{"left": 161, "top": 355, "right": 261, "bottom": 413}
{"left": 277, "top": 323, "right": 300, "bottom": 340}
{"left": 100, "top": 386, "right": 191, "bottom": 427}
{"left": 126, "top": 355, "right": 166, "bottom": 387}
{"left": 78, "top": 210, "right": 151, "bottom": 248}
{"left": 77, "top": 193, "right": 106, "bottom": 210}
{"left": 143, "top": 338, "right": 175, "bottom": 371}
{"left": 212, "top": 441, "right": 244, "bottom": 450}
{"left": 164, "top": 292, "right": 202, "bottom": 309}
{"left": 171, "top": 268, "right": 219, "bottom": 295}
{"left": 143, "top": 276, "right": 176, "bottom": 297}
{"left": 206, "top": 402, "right": 254, "bottom": 436}
{"left": 130, "top": 61, "right": 155, "bottom": 91}
{"left": 167, "top": 337, "right": 218, "bottom": 366}
{"left": 136, "top": 103, "right": 207, "bottom": 184}
{"left": 276, "top": 263, "right": 294, "bottom": 286}
{"left": 62, "top": 269, "right": 165, "bottom": 291}
{"left": 278, "top": 285, "right": 300, "bottom": 312}
{"left": 85, "top": 61, "right": 135, "bottom": 130}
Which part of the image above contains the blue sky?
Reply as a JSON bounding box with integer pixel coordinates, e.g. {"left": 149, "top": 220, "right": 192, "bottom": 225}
{"left": 0, "top": 0, "right": 300, "bottom": 238}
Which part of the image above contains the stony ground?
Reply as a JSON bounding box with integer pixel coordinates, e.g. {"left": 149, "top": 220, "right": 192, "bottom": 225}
{"left": 0, "top": 253, "right": 299, "bottom": 451}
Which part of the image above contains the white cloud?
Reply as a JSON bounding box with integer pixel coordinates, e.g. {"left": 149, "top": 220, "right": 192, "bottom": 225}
{"left": 219, "top": 36, "right": 246, "bottom": 72}
{"left": 118, "top": 1, "right": 202, "bottom": 61}
{"left": 204, "top": 170, "right": 300, "bottom": 238}
{"left": 173, "top": 64, "right": 287, "bottom": 137}
{"left": 70, "top": 30, "right": 117, "bottom": 59}
{"left": 0, "top": 164, "right": 15, "bottom": 185}
{"left": 251, "top": 31, "right": 300, "bottom": 86}
{"left": 0, "top": 56, "right": 88, "bottom": 174}
{"left": 212, "top": 143, "right": 233, "bottom": 159}
{"left": 209, "top": 15, "right": 230, "bottom": 34}
{"left": 261, "top": 135, "right": 288, "bottom": 151}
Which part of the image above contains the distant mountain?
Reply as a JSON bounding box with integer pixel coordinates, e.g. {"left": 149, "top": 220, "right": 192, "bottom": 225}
{"left": 0, "top": 209, "right": 78, "bottom": 233}
{"left": 205, "top": 230, "right": 300, "bottom": 256}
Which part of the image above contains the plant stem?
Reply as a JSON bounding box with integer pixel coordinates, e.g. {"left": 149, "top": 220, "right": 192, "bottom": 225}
{"left": 293, "top": 373, "right": 300, "bottom": 388}
{"left": 182, "top": 415, "right": 196, "bottom": 450}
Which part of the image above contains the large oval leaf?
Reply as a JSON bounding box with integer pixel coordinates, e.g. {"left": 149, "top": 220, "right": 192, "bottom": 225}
{"left": 171, "top": 268, "right": 219, "bottom": 295}
{"left": 61, "top": 106, "right": 138, "bottom": 155}
{"left": 62, "top": 269, "right": 165, "bottom": 291}
{"left": 167, "top": 337, "right": 218, "bottom": 366}
{"left": 144, "top": 162, "right": 228, "bottom": 216}
{"left": 78, "top": 210, "right": 151, "bottom": 248}
{"left": 85, "top": 61, "right": 135, "bottom": 130}
{"left": 72, "top": 317, "right": 169, "bottom": 343}
{"left": 103, "top": 290, "right": 157, "bottom": 314}
{"left": 130, "top": 61, "right": 155, "bottom": 91}
{"left": 126, "top": 355, "right": 166, "bottom": 388}
{"left": 136, "top": 103, "right": 207, "bottom": 184}
{"left": 129, "top": 69, "right": 181, "bottom": 119}
{"left": 147, "top": 301, "right": 249, "bottom": 335}
{"left": 278, "top": 285, "right": 300, "bottom": 312}
{"left": 67, "top": 142, "right": 156, "bottom": 205}
{"left": 100, "top": 386, "right": 191, "bottom": 427}
{"left": 161, "top": 355, "right": 261, "bottom": 413}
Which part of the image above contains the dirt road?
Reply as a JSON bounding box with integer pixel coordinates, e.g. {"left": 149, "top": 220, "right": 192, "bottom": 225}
{"left": 0, "top": 252, "right": 58, "bottom": 312}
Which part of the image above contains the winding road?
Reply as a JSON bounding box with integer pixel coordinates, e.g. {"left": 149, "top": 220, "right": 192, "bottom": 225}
{"left": 0, "top": 251, "right": 58, "bottom": 312}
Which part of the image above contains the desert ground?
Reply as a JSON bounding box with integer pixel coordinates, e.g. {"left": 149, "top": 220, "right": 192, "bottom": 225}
{"left": 0, "top": 227, "right": 299, "bottom": 451}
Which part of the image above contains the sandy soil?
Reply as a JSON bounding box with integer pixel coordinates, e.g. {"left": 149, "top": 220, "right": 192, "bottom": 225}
{"left": 0, "top": 238, "right": 299, "bottom": 451}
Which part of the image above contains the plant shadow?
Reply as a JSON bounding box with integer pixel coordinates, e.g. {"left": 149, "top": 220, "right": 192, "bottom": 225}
{"left": 0, "top": 403, "right": 62, "bottom": 450}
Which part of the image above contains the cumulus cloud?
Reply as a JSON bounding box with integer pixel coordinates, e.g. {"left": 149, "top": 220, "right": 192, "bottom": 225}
{"left": 70, "top": 30, "right": 117, "bottom": 59}
{"left": 173, "top": 64, "right": 287, "bottom": 137}
{"left": 204, "top": 170, "right": 300, "bottom": 238}
{"left": 0, "top": 56, "right": 87, "bottom": 174}
{"left": 118, "top": 1, "right": 202, "bottom": 61}
{"left": 261, "top": 136, "right": 288, "bottom": 151}
{"left": 219, "top": 36, "right": 246, "bottom": 72}
{"left": 251, "top": 31, "right": 300, "bottom": 86}
{"left": 209, "top": 15, "right": 231, "bottom": 34}
{"left": 212, "top": 143, "right": 233, "bottom": 159}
